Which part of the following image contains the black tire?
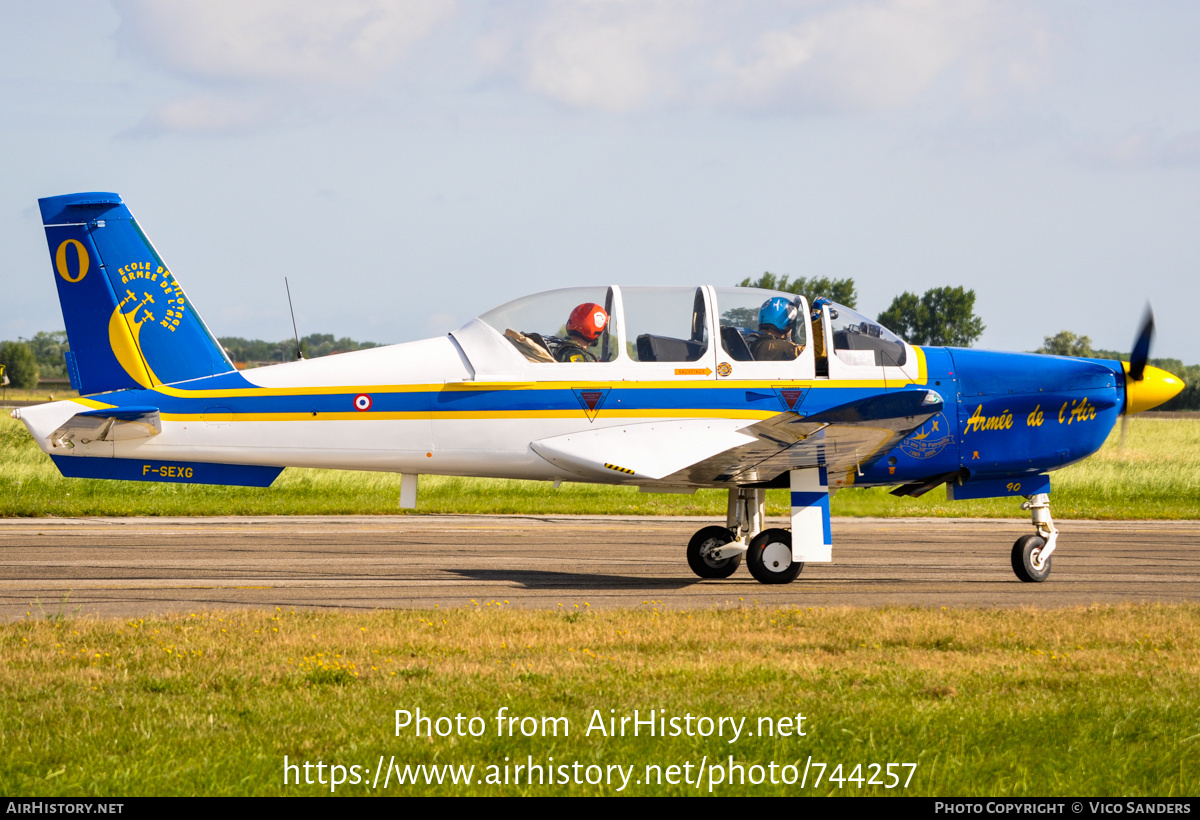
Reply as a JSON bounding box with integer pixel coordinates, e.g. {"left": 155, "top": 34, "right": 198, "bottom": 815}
{"left": 746, "top": 528, "right": 803, "bottom": 585}
{"left": 1011, "top": 534, "right": 1051, "bottom": 582}
{"left": 686, "top": 526, "right": 742, "bottom": 579}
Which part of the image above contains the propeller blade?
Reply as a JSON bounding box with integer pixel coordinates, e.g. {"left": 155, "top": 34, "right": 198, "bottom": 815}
{"left": 1129, "top": 305, "right": 1154, "bottom": 381}
{"left": 1118, "top": 414, "right": 1129, "bottom": 450}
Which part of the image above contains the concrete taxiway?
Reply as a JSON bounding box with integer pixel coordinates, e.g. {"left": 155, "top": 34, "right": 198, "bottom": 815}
{"left": 0, "top": 515, "right": 1197, "bottom": 617}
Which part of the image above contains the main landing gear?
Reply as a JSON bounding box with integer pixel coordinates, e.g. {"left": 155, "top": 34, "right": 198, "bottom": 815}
{"left": 685, "top": 488, "right": 805, "bottom": 584}
{"left": 746, "top": 528, "right": 801, "bottom": 585}
{"left": 1011, "top": 493, "right": 1058, "bottom": 582}
{"left": 686, "top": 526, "right": 741, "bottom": 578}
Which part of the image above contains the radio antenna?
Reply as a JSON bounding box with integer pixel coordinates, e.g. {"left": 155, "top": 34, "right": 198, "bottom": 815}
{"left": 285, "top": 277, "right": 304, "bottom": 360}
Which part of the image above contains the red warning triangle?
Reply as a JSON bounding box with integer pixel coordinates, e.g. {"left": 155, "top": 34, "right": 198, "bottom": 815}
{"left": 773, "top": 386, "right": 809, "bottom": 413}
{"left": 572, "top": 388, "right": 610, "bottom": 422}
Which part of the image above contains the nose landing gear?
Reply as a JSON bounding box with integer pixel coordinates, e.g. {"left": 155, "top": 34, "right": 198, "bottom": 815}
{"left": 1012, "top": 493, "right": 1058, "bottom": 582}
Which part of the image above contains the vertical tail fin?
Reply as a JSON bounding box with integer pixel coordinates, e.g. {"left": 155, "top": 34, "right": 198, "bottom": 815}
{"left": 39, "top": 192, "right": 234, "bottom": 395}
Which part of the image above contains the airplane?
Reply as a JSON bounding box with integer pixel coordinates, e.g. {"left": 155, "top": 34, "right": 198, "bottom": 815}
{"left": 11, "top": 192, "right": 1186, "bottom": 585}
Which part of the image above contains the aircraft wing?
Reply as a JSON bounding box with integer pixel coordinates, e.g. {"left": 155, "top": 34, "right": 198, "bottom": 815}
{"left": 531, "top": 419, "right": 759, "bottom": 482}
{"left": 531, "top": 389, "right": 943, "bottom": 487}
{"left": 48, "top": 406, "right": 161, "bottom": 449}
{"left": 669, "top": 389, "right": 944, "bottom": 486}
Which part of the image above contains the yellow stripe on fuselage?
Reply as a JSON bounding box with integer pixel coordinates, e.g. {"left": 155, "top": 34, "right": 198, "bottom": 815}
{"left": 158, "top": 408, "right": 781, "bottom": 423}
{"left": 95, "top": 347, "right": 929, "bottom": 405}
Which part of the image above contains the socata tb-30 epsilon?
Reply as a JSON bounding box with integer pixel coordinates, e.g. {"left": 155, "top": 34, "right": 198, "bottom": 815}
{"left": 12, "top": 192, "right": 1185, "bottom": 585}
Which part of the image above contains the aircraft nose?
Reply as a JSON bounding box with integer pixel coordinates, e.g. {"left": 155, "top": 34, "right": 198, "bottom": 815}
{"left": 1123, "top": 363, "right": 1185, "bottom": 415}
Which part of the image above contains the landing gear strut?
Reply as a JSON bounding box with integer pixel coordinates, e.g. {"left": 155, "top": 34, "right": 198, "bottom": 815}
{"left": 1012, "top": 493, "right": 1058, "bottom": 582}
{"left": 684, "top": 487, "right": 763, "bottom": 580}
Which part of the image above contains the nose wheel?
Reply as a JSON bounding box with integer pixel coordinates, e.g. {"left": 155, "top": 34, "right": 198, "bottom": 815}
{"left": 1011, "top": 534, "right": 1051, "bottom": 582}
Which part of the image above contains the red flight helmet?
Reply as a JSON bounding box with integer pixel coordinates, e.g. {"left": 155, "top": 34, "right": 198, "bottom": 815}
{"left": 566, "top": 303, "right": 609, "bottom": 343}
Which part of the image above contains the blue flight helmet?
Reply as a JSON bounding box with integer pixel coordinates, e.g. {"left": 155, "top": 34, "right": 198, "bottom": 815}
{"left": 758, "top": 297, "right": 799, "bottom": 334}
{"left": 811, "top": 296, "right": 833, "bottom": 320}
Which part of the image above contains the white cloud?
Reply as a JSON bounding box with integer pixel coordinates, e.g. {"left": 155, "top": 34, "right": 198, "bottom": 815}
{"left": 713, "top": 0, "right": 992, "bottom": 111}
{"left": 113, "top": 0, "right": 457, "bottom": 86}
{"left": 1079, "top": 128, "right": 1200, "bottom": 169}
{"left": 135, "top": 94, "right": 273, "bottom": 135}
{"left": 112, "top": 0, "right": 1051, "bottom": 132}
{"left": 482, "top": 0, "right": 1050, "bottom": 114}
{"left": 503, "top": 1, "right": 703, "bottom": 111}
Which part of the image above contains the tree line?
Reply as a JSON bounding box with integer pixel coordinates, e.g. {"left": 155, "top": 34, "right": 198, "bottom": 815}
{"left": 0, "top": 331, "right": 380, "bottom": 391}
{"left": 218, "top": 334, "right": 381, "bottom": 366}
{"left": 737, "top": 272, "right": 986, "bottom": 346}
{"left": 0, "top": 331, "right": 68, "bottom": 390}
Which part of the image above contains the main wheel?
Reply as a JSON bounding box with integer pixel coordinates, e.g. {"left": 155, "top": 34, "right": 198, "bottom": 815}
{"left": 686, "top": 526, "right": 742, "bottom": 579}
{"left": 746, "top": 528, "right": 803, "bottom": 585}
{"left": 1011, "top": 534, "right": 1051, "bottom": 582}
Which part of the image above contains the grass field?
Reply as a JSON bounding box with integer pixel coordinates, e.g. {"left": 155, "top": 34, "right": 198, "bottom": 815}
{"left": 2, "top": 409, "right": 1198, "bottom": 797}
{"left": 1, "top": 604, "right": 1197, "bottom": 796}
{"left": 1, "top": 414, "right": 1197, "bottom": 519}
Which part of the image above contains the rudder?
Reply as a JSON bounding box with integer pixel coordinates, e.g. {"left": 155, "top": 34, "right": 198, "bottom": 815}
{"left": 39, "top": 192, "right": 233, "bottom": 395}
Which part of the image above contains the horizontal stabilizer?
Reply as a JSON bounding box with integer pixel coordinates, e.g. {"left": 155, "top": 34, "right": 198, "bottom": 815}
{"left": 49, "top": 406, "right": 161, "bottom": 448}
{"left": 50, "top": 456, "right": 282, "bottom": 487}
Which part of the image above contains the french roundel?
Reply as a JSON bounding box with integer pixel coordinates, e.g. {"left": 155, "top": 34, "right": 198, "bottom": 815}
{"left": 354, "top": 394, "right": 372, "bottom": 412}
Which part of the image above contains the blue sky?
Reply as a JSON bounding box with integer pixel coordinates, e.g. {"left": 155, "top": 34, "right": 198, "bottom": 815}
{"left": 3, "top": 1, "right": 1198, "bottom": 361}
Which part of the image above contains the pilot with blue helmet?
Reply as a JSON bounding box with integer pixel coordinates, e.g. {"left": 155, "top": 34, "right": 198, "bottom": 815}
{"left": 809, "top": 296, "right": 832, "bottom": 359}
{"left": 751, "top": 297, "right": 804, "bottom": 361}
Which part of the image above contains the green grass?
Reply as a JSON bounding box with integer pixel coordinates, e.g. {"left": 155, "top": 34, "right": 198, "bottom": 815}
{"left": 1, "top": 605, "right": 1196, "bottom": 796}
{"left": 1, "top": 415, "right": 1197, "bottom": 518}
{"left": 3, "top": 409, "right": 1196, "bottom": 796}
{"left": 0, "top": 388, "right": 78, "bottom": 405}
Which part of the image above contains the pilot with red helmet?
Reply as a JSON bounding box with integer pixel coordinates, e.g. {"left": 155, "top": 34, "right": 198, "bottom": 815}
{"left": 554, "top": 303, "right": 609, "bottom": 362}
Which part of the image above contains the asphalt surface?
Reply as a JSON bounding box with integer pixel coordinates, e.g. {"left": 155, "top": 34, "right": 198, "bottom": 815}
{"left": 1, "top": 515, "right": 1198, "bottom": 617}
